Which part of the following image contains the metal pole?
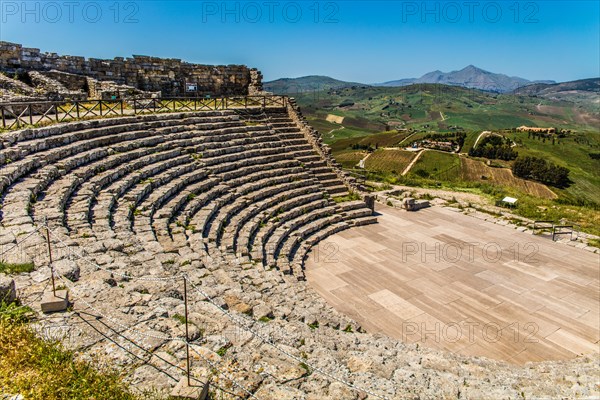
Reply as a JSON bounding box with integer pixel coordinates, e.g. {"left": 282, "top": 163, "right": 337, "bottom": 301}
{"left": 184, "top": 277, "right": 191, "bottom": 386}
{"left": 45, "top": 224, "right": 56, "bottom": 296}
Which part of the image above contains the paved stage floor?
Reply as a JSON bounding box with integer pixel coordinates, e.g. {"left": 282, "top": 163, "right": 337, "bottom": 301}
{"left": 305, "top": 204, "right": 600, "bottom": 364}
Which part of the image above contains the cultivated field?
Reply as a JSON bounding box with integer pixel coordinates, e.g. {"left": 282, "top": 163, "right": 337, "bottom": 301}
{"left": 364, "top": 149, "right": 415, "bottom": 174}
{"left": 332, "top": 150, "right": 366, "bottom": 168}
{"left": 408, "top": 150, "right": 461, "bottom": 181}
{"left": 460, "top": 157, "right": 557, "bottom": 199}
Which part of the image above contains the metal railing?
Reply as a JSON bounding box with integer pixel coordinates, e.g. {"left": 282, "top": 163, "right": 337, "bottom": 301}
{"left": 532, "top": 220, "right": 580, "bottom": 241}
{"left": 0, "top": 95, "right": 288, "bottom": 130}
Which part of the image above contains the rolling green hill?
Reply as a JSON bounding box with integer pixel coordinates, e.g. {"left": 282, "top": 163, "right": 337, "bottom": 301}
{"left": 264, "top": 75, "right": 368, "bottom": 95}
{"left": 295, "top": 84, "right": 599, "bottom": 140}
{"left": 297, "top": 83, "right": 600, "bottom": 234}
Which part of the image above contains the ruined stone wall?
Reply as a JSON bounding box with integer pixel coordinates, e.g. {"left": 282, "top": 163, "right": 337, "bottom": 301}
{"left": 285, "top": 98, "right": 362, "bottom": 194}
{"left": 0, "top": 42, "right": 263, "bottom": 97}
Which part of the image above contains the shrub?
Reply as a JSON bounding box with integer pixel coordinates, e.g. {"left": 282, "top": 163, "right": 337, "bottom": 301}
{"left": 512, "top": 156, "right": 570, "bottom": 188}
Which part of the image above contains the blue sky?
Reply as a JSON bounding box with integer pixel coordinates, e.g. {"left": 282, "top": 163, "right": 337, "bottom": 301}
{"left": 1, "top": 1, "right": 598, "bottom": 83}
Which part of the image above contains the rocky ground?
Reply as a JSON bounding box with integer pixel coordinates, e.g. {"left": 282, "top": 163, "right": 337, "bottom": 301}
{"left": 1, "top": 217, "right": 598, "bottom": 399}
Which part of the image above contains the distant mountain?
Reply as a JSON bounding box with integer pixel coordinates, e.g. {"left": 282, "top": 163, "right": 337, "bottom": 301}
{"left": 511, "top": 78, "right": 599, "bottom": 109}
{"left": 376, "top": 78, "right": 416, "bottom": 87}
{"left": 264, "top": 75, "right": 367, "bottom": 94}
{"left": 376, "top": 65, "right": 555, "bottom": 93}
{"left": 511, "top": 78, "right": 599, "bottom": 96}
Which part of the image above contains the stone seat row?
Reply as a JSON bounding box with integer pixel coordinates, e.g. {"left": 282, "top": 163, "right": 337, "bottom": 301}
{"left": 0, "top": 110, "right": 375, "bottom": 283}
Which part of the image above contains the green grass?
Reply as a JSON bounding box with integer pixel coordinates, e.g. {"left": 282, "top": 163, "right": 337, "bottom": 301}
{"left": 307, "top": 321, "right": 319, "bottom": 330}
{"left": 588, "top": 238, "right": 600, "bottom": 248}
{"left": 329, "top": 130, "right": 413, "bottom": 152}
{"left": 364, "top": 149, "right": 415, "bottom": 174}
{"left": 332, "top": 150, "right": 366, "bottom": 169}
{"left": 0, "top": 261, "right": 35, "bottom": 274}
{"left": 461, "top": 131, "right": 482, "bottom": 153}
{"left": 332, "top": 192, "right": 361, "bottom": 203}
{"left": 171, "top": 314, "right": 187, "bottom": 325}
{"left": 216, "top": 345, "right": 231, "bottom": 357}
{"left": 311, "top": 84, "right": 600, "bottom": 236}
{"left": 409, "top": 151, "right": 461, "bottom": 181}
{"left": 304, "top": 117, "right": 339, "bottom": 133}
{"left": 298, "top": 84, "right": 597, "bottom": 144}
{"left": 323, "top": 126, "right": 374, "bottom": 144}
{"left": 0, "top": 301, "right": 139, "bottom": 400}
{"left": 510, "top": 131, "right": 600, "bottom": 205}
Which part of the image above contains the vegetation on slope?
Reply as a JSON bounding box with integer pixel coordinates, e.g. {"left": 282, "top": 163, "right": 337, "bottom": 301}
{"left": 301, "top": 83, "right": 599, "bottom": 235}
{"left": 0, "top": 301, "right": 139, "bottom": 400}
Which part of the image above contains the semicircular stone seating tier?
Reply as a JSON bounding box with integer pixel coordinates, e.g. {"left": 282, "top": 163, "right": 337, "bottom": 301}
{"left": 0, "top": 108, "right": 375, "bottom": 282}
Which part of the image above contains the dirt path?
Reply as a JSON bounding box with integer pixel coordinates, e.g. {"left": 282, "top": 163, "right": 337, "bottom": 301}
{"left": 398, "top": 132, "right": 416, "bottom": 146}
{"left": 401, "top": 149, "right": 425, "bottom": 176}
{"left": 358, "top": 151, "right": 371, "bottom": 168}
{"left": 472, "top": 131, "right": 492, "bottom": 149}
{"left": 328, "top": 125, "right": 345, "bottom": 139}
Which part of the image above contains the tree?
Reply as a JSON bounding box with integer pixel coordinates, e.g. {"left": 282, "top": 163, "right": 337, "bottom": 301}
{"left": 512, "top": 156, "right": 570, "bottom": 187}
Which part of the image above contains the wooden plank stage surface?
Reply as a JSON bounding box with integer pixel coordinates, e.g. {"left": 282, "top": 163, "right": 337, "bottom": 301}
{"left": 305, "top": 204, "right": 600, "bottom": 365}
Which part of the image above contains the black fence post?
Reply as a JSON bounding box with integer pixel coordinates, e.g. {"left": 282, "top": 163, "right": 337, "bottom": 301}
{"left": 45, "top": 223, "right": 56, "bottom": 296}
{"left": 183, "top": 277, "right": 191, "bottom": 386}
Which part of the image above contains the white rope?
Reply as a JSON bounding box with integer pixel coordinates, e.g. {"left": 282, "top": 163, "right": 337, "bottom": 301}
{"left": 0, "top": 225, "right": 42, "bottom": 257}
{"left": 55, "top": 273, "right": 179, "bottom": 341}
{"left": 187, "top": 344, "right": 260, "bottom": 399}
{"left": 42, "top": 223, "right": 390, "bottom": 398}
{"left": 185, "top": 276, "right": 390, "bottom": 400}
{"left": 46, "top": 226, "right": 184, "bottom": 282}
{"left": 55, "top": 272, "right": 260, "bottom": 399}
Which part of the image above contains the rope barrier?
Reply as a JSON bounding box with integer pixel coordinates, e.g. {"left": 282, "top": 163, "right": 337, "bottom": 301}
{"left": 0, "top": 225, "right": 42, "bottom": 257}
{"left": 54, "top": 273, "right": 259, "bottom": 399}
{"left": 31, "top": 218, "right": 391, "bottom": 399}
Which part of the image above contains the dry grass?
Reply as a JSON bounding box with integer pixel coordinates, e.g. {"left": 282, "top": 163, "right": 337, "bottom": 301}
{"left": 0, "top": 303, "right": 137, "bottom": 400}
{"left": 460, "top": 157, "right": 557, "bottom": 199}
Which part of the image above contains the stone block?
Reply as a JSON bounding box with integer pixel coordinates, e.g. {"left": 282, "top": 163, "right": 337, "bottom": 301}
{"left": 40, "top": 290, "right": 69, "bottom": 313}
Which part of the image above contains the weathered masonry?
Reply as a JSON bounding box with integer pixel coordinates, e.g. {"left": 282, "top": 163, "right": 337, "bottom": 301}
{"left": 0, "top": 42, "right": 263, "bottom": 97}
